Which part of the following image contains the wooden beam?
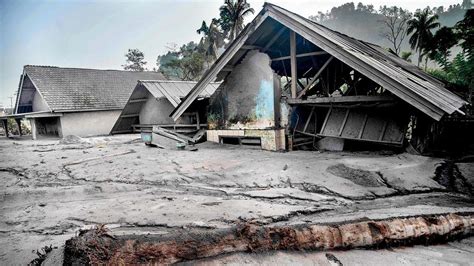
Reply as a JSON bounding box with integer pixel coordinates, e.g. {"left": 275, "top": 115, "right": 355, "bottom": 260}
{"left": 128, "top": 98, "right": 148, "bottom": 103}
{"left": 271, "top": 51, "right": 328, "bottom": 61}
{"left": 290, "top": 31, "right": 297, "bottom": 99}
{"left": 297, "top": 56, "right": 333, "bottom": 99}
{"left": 120, "top": 114, "right": 140, "bottom": 118}
{"left": 262, "top": 27, "right": 286, "bottom": 52}
{"left": 287, "top": 95, "right": 396, "bottom": 105}
{"left": 222, "top": 66, "right": 234, "bottom": 72}
{"left": 241, "top": 45, "right": 261, "bottom": 50}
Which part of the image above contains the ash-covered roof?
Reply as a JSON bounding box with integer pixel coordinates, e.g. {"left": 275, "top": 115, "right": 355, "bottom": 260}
{"left": 16, "top": 65, "right": 166, "bottom": 112}
{"left": 171, "top": 3, "right": 467, "bottom": 121}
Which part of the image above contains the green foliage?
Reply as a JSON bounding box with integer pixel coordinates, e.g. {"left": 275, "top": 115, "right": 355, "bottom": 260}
{"left": 122, "top": 49, "right": 147, "bottom": 71}
{"left": 6, "top": 118, "right": 31, "bottom": 136}
{"left": 401, "top": 51, "right": 412, "bottom": 62}
{"left": 159, "top": 42, "right": 205, "bottom": 81}
{"left": 428, "top": 26, "right": 458, "bottom": 69}
{"left": 219, "top": 0, "right": 254, "bottom": 42}
{"left": 407, "top": 8, "right": 440, "bottom": 67}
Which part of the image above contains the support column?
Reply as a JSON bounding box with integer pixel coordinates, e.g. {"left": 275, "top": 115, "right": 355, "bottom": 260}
{"left": 290, "top": 31, "right": 297, "bottom": 99}
{"left": 15, "top": 118, "right": 22, "bottom": 136}
{"left": 29, "top": 118, "right": 37, "bottom": 140}
{"left": 1, "top": 119, "right": 8, "bottom": 138}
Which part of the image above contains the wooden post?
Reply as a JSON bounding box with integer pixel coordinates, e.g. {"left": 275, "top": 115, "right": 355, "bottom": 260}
{"left": 290, "top": 31, "right": 297, "bottom": 99}
{"left": 2, "top": 119, "right": 8, "bottom": 138}
{"left": 15, "top": 119, "right": 22, "bottom": 136}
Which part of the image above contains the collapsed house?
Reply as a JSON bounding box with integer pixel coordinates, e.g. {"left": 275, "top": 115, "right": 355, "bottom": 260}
{"left": 3, "top": 65, "right": 165, "bottom": 139}
{"left": 170, "top": 3, "right": 467, "bottom": 151}
{"left": 110, "top": 80, "right": 219, "bottom": 135}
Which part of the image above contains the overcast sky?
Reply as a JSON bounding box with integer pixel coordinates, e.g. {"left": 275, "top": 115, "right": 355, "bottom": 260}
{"left": 0, "top": 0, "right": 463, "bottom": 107}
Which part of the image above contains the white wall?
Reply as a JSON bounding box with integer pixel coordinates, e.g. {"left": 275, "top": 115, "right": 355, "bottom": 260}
{"left": 60, "top": 110, "right": 121, "bottom": 137}
{"left": 32, "top": 91, "right": 49, "bottom": 112}
{"left": 139, "top": 95, "right": 175, "bottom": 125}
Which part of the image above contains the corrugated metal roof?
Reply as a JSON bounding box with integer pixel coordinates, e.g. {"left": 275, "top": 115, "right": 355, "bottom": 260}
{"left": 17, "top": 65, "right": 166, "bottom": 113}
{"left": 171, "top": 3, "right": 467, "bottom": 121}
{"left": 110, "top": 80, "right": 220, "bottom": 134}
{"left": 140, "top": 80, "right": 220, "bottom": 107}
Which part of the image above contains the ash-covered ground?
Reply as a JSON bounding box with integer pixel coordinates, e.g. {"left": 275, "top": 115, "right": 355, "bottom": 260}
{"left": 0, "top": 134, "right": 473, "bottom": 265}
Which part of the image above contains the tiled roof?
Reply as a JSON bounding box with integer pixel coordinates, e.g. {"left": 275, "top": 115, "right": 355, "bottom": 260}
{"left": 23, "top": 65, "right": 166, "bottom": 111}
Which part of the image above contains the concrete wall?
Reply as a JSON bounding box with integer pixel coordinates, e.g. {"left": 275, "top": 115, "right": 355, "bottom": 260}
{"left": 208, "top": 50, "right": 277, "bottom": 130}
{"left": 139, "top": 95, "right": 175, "bottom": 125}
{"left": 60, "top": 110, "right": 121, "bottom": 137}
{"left": 32, "top": 91, "right": 49, "bottom": 112}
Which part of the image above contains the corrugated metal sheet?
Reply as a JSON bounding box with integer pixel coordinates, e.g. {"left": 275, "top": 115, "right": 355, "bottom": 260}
{"left": 141, "top": 80, "right": 220, "bottom": 107}
{"left": 110, "top": 80, "right": 220, "bottom": 134}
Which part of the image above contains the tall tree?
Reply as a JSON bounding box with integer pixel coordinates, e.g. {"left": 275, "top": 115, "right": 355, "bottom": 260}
{"left": 428, "top": 26, "right": 457, "bottom": 69}
{"left": 122, "top": 49, "right": 147, "bottom": 71}
{"left": 197, "top": 18, "right": 225, "bottom": 60}
{"left": 219, "top": 0, "right": 254, "bottom": 42}
{"left": 379, "top": 6, "right": 412, "bottom": 55}
{"left": 407, "top": 8, "right": 440, "bottom": 68}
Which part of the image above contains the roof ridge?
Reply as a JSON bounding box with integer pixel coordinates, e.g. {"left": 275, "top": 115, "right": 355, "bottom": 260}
{"left": 24, "top": 65, "right": 162, "bottom": 74}
{"left": 265, "top": 3, "right": 383, "bottom": 49}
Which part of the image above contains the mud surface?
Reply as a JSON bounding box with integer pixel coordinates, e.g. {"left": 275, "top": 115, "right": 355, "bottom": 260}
{"left": 0, "top": 134, "right": 473, "bottom": 264}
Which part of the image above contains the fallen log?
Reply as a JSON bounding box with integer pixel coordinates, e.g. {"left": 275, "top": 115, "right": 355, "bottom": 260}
{"left": 64, "top": 213, "right": 473, "bottom": 265}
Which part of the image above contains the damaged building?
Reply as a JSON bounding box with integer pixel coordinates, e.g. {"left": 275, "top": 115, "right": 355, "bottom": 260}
{"left": 110, "top": 80, "right": 219, "bottom": 135}
{"left": 171, "top": 3, "right": 467, "bottom": 152}
{"left": 4, "top": 65, "right": 165, "bottom": 139}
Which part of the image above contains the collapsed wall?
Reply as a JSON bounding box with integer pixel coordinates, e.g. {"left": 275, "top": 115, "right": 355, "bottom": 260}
{"left": 206, "top": 50, "right": 285, "bottom": 150}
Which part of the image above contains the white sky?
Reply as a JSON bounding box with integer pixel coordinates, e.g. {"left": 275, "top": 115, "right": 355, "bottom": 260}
{"left": 0, "top": 0, "right": 464, "bottom": 107}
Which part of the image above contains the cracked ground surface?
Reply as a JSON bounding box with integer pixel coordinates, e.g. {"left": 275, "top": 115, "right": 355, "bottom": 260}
{"left": 0, "top": 134, "right": 473, "bottom": 264}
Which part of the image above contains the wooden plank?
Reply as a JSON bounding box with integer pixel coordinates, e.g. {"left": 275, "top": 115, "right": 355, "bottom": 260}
{"left": 297, "top": 56, "right": 333, "bottom": 98}
{"left": 288, "top": 95, "right": 395, "bottom": 105}
{"left": 338, "top": 109, "right": 350, "bottom": 136}
{"left": 378, "top": 120, "right": 388, "bottom": 141}
{"left": 358, "top": 113, "right": 368, "bottom": 139}
{"left": 128, "top": 98, "right": 148, "bottom": 103}
{"left": 290, "top": 30, "right": 297, "bottom": 98}
{"left": 241, "top": 45, "right": 261, "bottom": 50}
{"left": 303, "top": 106, "right": 315, "bottom": 132}
{"left": 319, "top": 107, "right": 332, "bottom": 134}
{"left": 271, "top": 51, "right": 328, "bottom": 61}
{"left": 318, "top": 133, "right": 403, "bottom": 145}
{"left": 120, "top": 113, "right": 140, "bottom": 118}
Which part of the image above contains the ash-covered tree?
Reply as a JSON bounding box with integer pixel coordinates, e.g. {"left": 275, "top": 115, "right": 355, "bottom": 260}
{"left": 122, "top": 49, "right": 147, "bottom": 71}
{"left": 379, "top": 6, "right": 412, "bottom": 55}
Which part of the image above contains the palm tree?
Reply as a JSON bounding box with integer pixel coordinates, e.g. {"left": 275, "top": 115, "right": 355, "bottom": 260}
{"left": 219, "top": 0, "right": 254, "bottom": 42}
{"left": 407, "top": 8, "right": 440, "bottom": 68}
{"left": 197, "top": 19, "right": 225, "bottom": 60}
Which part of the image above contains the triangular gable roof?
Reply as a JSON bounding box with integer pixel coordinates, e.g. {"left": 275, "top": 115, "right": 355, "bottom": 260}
{"left": 171, "top": 3, "right": 467, "bottom": 121}
{"left": 15, "top": 65, "right": 166, "bottom": 113}
{"left": 110, "top": 80, "right": 220, "bottom": 134}
{"left": 140, "top": 80, "right": 220, "bottom": 107}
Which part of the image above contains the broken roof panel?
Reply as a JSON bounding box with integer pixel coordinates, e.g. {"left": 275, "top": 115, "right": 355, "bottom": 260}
{"left": 140, "top": 80, "right": 220, "bottom": 107}
{"left": 16, "top": 65, "right": 166, "bottom": 113}
{"left": 171, "top": 3, "right": 467, "bottom": 121}
{"left": 110, "top": 80, "right": 220, "bottom": 134}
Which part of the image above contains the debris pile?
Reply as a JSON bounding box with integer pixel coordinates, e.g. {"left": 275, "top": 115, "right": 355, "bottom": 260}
{"left": 64, "top": 213, "right": 473, "bottom": 265}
